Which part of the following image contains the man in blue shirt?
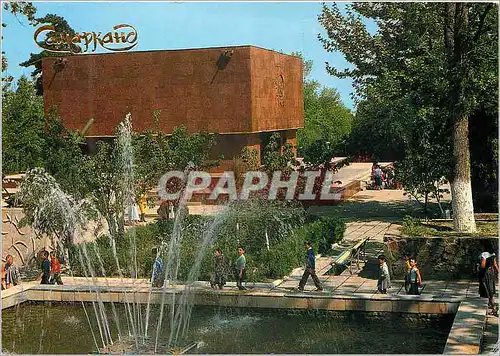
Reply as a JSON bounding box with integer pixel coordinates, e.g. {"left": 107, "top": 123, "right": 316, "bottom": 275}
{"left": 298, "top": 242, "right": 323, "bottom": 292}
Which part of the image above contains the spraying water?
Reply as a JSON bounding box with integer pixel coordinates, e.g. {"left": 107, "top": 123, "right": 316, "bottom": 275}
{"left": 18, "top": 168, "right": 110, "bottom": 351}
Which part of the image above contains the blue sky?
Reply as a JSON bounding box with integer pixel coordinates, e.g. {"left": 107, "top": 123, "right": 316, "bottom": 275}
{"left": 2, "top": 1, "right": 363, "bottom": 110}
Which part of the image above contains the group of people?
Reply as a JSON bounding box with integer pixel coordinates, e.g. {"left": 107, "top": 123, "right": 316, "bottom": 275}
{"left": 377, "top": 254, "right": 422, "bottom": 295}
{"left": 1, "top": 254, "right": 20, "bottom": 290}
{"left": 209, "top": 247, "right": 248, "bottom": 290}
{"left": 207, "top": 242, "right": 324, "bottom": 292}
{"left": 125, "top": 194, "right": 148, "bottom": 225}
{"left": 209, "top": 242, "right": 323, "bottom": 292}
{"left": 370, "top": 163, "right": 397, "bottom": 190}
{"left": 3, "top": 250, "right": 64, "bottom": 289}
{"left": 150, "top": 246, "right": 248, "bottom": 291}
{"left": 38, "top": 251, "right": 64, "bottom": 285}
{"left": 26, "top": 240, "right": 498, "bottom": 316}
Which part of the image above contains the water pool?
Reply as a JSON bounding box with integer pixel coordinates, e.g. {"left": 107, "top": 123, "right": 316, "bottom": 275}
{"left": 1, "top": 302, "right": 454, "bottom": 354}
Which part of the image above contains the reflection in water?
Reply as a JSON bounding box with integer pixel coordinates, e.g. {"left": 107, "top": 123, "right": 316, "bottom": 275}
{"left": 2, "top": 303, "right": 454, "bottom": 354}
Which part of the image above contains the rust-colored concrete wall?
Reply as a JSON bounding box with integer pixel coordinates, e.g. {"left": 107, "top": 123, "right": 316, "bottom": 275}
{"left": 42, "top": 46, "right": 303, "bottom": 136}
{"left": 209, "top": 133, "right": 262, "bottom": 173}
{"left": 250, "top": 47, "right": 303, "bottom": 132}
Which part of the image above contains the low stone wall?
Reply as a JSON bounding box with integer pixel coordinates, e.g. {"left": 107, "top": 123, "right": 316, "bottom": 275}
{"left": 5, "top": 284, "right": 461, "bottom": 315}
{"left": 2, "top": 208, "right": 104, "bottom": 267}
{"left": 1, "top": 208, "right": 51, "bottom": 267}
{"left": 384, "top": 236, "right": 499, "bottom": 280}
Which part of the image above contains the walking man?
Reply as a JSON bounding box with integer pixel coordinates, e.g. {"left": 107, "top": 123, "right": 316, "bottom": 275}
{"left": 234, "top": 247, "right": 247, "bottom": 290}
{"left": 298, "top": 242, "right": 323, "bottom": 292}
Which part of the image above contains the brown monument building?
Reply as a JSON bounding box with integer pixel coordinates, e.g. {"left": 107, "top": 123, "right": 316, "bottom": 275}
{"left": 42, "top": 46, "right": 304, "bottom": 171}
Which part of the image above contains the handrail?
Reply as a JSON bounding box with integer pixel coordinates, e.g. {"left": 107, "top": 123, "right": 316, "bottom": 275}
{"left": 331, "top": 238, "right": 369, "bottom": 275}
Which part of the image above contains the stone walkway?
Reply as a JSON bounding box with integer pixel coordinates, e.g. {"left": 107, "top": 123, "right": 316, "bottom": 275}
{"left": 277, "top": 220, "right": 399, "bottom": 291}
{"left": 482, "top": 312, "right": 499, "bottom": 353}
{"left": 2, "top": 219, "right": 496, "bottom": 354}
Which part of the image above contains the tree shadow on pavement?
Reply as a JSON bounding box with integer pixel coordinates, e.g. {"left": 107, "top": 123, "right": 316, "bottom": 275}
{"left": 307, "top": 200, "right": 445, "bottom": 223}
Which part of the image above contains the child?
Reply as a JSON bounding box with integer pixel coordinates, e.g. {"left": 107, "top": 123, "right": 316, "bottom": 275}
{"left": 298, "top": 241, "right": 323, "bottom": 292}
{"left": 4, "top": 254, "right": 20, "bottom": 288}
{"left": 403, "top": 253, "right": 411, "bottom": 293}
{"left": 408, "top": 259, "right": 422, "bottom": 295}
{"left": 50, "top": 251, "right": 64, "bottom": 285}
{"left": 377, "top": 254, "right": 391, "bottom": 294}
{"left": 38, "top": 251, "right": 51, "bottom": 284}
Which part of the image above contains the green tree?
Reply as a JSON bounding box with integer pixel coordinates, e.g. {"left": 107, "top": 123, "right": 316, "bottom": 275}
{"left": 2, "top": 76, "right": 45, "bottom": 173}
{"left": 469, "top": 106, "right": 498, "bottom": 212}
{"left": 2, "top": 2, "right": 37, "bottom": 88}
{"left": 133, "top": 113, "right": 220, "bottom": 195}
{"left": 346, "top": 86, "right": 408, "bottom": 162}
{"left": 261, "top": 132, "right": 298, "bottom": 174}
{"left": 319, "top": 2, "right": 497, "bottom": 232}
{"left": 41, "top": 107, "right": 89, "bottom": 200}
{"left": 291, "top": 52, "right": 354, "bottom": 166}
{"left": 2, "top": 76, "right": 88, "bottom": 198}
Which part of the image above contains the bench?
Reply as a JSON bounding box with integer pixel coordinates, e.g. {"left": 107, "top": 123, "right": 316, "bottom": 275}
{"left": 331, "top": 238, "right": 369, "bottom": 275}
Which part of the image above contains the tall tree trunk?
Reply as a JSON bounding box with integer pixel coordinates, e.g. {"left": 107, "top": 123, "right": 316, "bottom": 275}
{"left": 445, "top": 2, "right": 477, "bottom": 233}
{"left": 450, "top": 115, "right": 476, "bottom": 232}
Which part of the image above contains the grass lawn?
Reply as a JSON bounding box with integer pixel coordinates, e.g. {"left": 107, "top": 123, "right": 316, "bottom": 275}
{"left": 402, "top": 219, "right": 498, "bottom": 237}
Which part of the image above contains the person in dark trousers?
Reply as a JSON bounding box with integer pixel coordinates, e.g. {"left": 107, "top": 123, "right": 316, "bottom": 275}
{"left": 478, "top": 247, "right": 499, "bottom": 316}
{"left": 38, "top": 251, "right": 51, "bottom": 285}
{"left": 407, "top": 259, "right": 422, "bottom": 295}
{"left": 298, "top": 242, "right": 323, "bottom": 292}
{"left": 151, "top": 247, "right": 165, "bottom": 288}
{"left": 50, "top": 251, "right": 64, "bottom": 285}
{"left": 211, "top": 248, "right": 227, "bottom": 289}
{"left": 234, "top": 247, "right": 247, "bottom": 290}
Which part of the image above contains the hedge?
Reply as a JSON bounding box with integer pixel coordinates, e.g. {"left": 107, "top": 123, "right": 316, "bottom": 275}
{"left": 68, "top": 202, "right": 345, "bottom": 282}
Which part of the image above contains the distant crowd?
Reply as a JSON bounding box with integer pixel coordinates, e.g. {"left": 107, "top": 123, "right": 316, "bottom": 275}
{"left": 370, "top": 163, "right": 397, "bottom": 190}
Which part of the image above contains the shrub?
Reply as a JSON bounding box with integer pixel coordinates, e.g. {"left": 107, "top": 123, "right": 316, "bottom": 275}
{"left": 401, "top": 216, "right": 428, "bottom": 236}
{"left": 299, "top": 216, "right": 345, "bottom": 255}
{"left": 68, "top": 202, "right": 345, "bottom": 282}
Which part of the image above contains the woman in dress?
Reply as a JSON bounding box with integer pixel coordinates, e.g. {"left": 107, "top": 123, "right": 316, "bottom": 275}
{"left": 479, "top": 250, "right": 499, "bottom": 315}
